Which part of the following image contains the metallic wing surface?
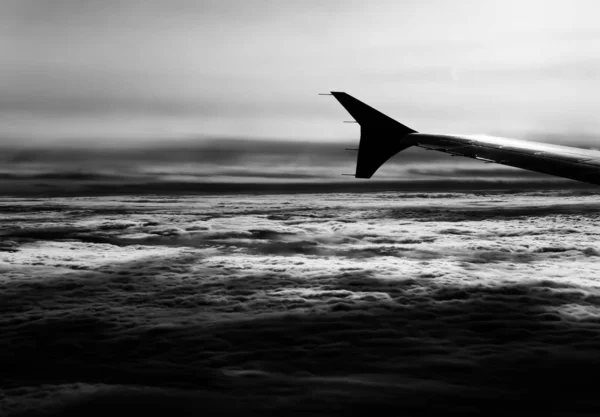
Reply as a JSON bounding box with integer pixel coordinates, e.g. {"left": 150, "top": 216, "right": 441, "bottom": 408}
{"left": 329, "top": 91, "right": 600, "bottom": 185}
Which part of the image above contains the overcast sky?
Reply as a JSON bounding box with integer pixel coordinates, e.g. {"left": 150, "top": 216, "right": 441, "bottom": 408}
{"left": 3, "top": 0, "right": 600, "bottom": 146}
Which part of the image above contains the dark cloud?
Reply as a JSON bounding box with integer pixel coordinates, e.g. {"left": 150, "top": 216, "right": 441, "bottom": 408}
{"left": 2, "top": 137, "right": 599, "bottom": 196}
{"left": 0, "top": 178, "right": 593, "bottom": 198}
{"left": 0, "top": 137, "right": 390, "bottom": 165}
{"left": 0, "top": 240, "right": 19, "bottom": 252}
{"left": 4, "top": 276, "right": 600, "bottom": 415}
{"left": 407, "top": 166, "right": 549, "bottom": 179}
{"left": 379, "top": 200, "right": 600, "bottom": 222}
{"left": 0, "top": 172, "right": 126, "bottom": 181}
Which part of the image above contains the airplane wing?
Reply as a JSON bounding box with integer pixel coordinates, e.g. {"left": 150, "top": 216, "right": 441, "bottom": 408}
{"left": 329, "top": 91, "right": 600, "bottom": 186}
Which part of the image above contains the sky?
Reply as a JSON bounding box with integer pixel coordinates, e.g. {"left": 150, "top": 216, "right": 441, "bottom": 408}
{"left": 3, "top": 0, "right": 600, "bottom": 192}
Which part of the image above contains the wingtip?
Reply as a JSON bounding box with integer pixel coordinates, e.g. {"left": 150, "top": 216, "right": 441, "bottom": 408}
{"left": 321, "top": 91, "right": 347, "bottom": 97}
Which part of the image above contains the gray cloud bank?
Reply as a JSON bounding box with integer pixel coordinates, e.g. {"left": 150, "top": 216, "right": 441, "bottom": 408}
{"left": 1, "top": 136, "right": 597, "bottom": 196}
{"left": 3, "top": 192, "right": 600, "bottom": 415}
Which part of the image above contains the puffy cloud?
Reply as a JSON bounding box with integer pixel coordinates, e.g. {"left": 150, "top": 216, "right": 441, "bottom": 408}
{"left": 3, "top": 191, "right": 600, "bottom": 415}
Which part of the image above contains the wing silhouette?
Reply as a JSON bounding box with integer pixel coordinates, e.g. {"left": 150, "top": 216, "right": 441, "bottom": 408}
{"left": 330, "top": 91, "right": 600, "bottom": 185}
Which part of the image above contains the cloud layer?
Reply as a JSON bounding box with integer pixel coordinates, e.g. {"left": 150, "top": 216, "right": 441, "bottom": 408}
{"left": 3, "top": 191, "right": 600, "bottom": 415}
{"left": 1, "top": 138, "right": 595, "bottom": 196}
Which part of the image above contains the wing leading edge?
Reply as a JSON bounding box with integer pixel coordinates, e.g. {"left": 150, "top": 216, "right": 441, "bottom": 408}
{"left": 329, "top": 92, "right": 600, "bottom": 186}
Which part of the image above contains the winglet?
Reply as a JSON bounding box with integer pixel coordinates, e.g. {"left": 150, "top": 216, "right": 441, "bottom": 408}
{"left": 330, "top": 92, "right": 417, "bottom": 178}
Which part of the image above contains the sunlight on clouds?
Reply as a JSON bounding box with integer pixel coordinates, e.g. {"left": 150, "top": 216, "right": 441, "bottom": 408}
{"left": 4, "top": 191, "right": 600, "bottom": 414}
